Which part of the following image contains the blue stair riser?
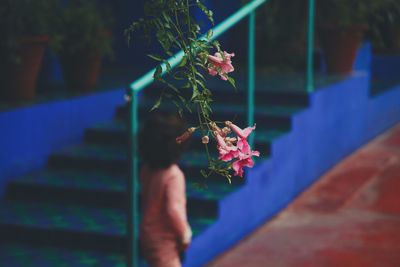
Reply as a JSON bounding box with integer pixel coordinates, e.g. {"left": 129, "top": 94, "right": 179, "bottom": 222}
{"left": 0, "top": 224, "right": 126, "bottom": 253}
{"left": 6, "top": 183, "right": 219, "bottom": 218}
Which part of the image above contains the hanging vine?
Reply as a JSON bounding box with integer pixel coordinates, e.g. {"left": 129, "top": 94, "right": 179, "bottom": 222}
{"left": 125, "top": 0, "right": 259, "bottom": 182}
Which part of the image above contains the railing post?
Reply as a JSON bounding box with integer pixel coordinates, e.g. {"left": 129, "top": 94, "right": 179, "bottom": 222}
{"left": 248, "top": 10, "right": 256, "bottom": 146}
{"left": 306, "top": 0, "right": 315, "bottom": 93}
{"left": 127, "top": 89, "right": 139, "bottom": 267}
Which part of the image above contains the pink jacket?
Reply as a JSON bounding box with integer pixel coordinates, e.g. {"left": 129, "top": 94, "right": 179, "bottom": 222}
{"left": 140, "top": 164, "right": 192, "bottom": 267}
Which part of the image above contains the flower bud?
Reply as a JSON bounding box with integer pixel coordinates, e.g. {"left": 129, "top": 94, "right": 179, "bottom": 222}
{"left": 201, "top": 136, "right": 209, "bottom": 144}
{"left": 176, "top": 127, "right": 196, "bottom": 144}
{"left": 225, "top": 121, "right": 232, "bottom": 126}
{"left": 221, "top": 127, "right": 231, "bottom": 136}
{"left": 210, "top": 122, "right": 222, "bottom": 133}
{"left": 225, "top": 137, "right": 237, "bottom": 143}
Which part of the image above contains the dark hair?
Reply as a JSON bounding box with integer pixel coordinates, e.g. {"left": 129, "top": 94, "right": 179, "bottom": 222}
{"left": 139, "top": 111, "right": 187, "bottom": 170}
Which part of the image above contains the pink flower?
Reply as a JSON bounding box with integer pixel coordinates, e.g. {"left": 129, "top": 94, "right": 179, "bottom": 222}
{"left": 212, "top": 121, "right": 260, "bottom": 177}
{"left": 215, "top": 132, "right": 238, "bottom": 162}
{"left": 207, "top": 51, "right": 235, "bottom": 80}
{"left": 232, "top": 137, "right": 260, "bottom": 177}
{"left": 226, "top": 121, "right": 256, "bottom": 139}
{"left": 237, "top": 138, "right": 260, "bottom": 159}
{"left": 232, "top": 157, "right": 255, "bottom": 177}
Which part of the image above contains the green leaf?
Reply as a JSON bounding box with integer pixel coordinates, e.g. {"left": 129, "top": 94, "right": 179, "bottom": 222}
{"left": 227, "top": 77, "right": 236, "bottom": 89}
{"left": 163, "top": 60, "right": 172, "bottom": 73}
{"left": 178, "top": 95, "right": 192, "bottom": 113}
{"left": 182, "top": 82, "right": 191, "bottom": 89}
{"left": 206, "top": 29, "right": 213, "bottom": 39}
{"left": 196, "top": 0, "right": 214, "bottom": 24}
{"left": 212, "top": 40, "right": 221, "bottom": 52}
{"left": 148, "top": 54, "right": 163, "bottom": 61}
{"left": 196, "top": 71, "right": 206, "bottom": 81}
{"left": 150, "top": 96, "right": 162, "bottom": 111}
{"left": 196, "top": 79, "right": 206, "bottom": 89}
{"left": 178, "top": 56, "right": 187, "bottom": 67}
{"left": 200, "top": 169, "right": 208, "bottom": 178}
{"left": 154, "top": 65, "right": 163, "bottom": 80}
{"left": 191, "top": 88, "right": 200, "bottom": 101}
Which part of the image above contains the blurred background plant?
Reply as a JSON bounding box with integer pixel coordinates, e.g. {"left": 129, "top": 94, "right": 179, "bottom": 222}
{"left": 253, "top": 0, "right": 308, "bottom": 72}
{"left": 0, "top": 0, "right": 57, "bottom": 100}
{"left": 0, "top": 0, "right": 56, "bottom": 64}
{"left": 369, "top": 0, "right": 400, "bottom": 52}
{"left": 317, "top": 0, "right": 385, "bottom": 27}
{"left": 315, "top": 0, "right": 389, "bottom": 74}
{"left": 52, "top": 0, "right": 113, "bottom": 59}
{"left": 52, "top": 0, "right": 114, "bottom": 92}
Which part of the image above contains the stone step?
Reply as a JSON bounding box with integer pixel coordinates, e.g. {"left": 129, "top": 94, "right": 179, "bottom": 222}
{"left": 47, "top": 144, "right": 264, "bottom": 183}
{"left": 6, "top": 170, "right": 238, "bottom": 218}
{"left": 0, "top": 201, "right": 214, "bottom": 253}
{"left": 116, "top": 101, "right": 300, "bottom": 132}
{"left": 0, "top": 243, "right": 132, "bottom": 267}
{"left": 84, "top": 120, "right": 286, "bottom": 156}
{"left": 139, "top": 83, "right": 310, "bottom": 107}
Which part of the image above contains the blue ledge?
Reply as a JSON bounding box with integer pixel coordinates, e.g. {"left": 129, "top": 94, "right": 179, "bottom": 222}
{"left": 0, "top": 89, "right": 125, "bottom": 196}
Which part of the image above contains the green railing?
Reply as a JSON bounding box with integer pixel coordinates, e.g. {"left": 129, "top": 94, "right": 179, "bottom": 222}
{"left": 127, "top": 0, "right": 316, "bottom": 266}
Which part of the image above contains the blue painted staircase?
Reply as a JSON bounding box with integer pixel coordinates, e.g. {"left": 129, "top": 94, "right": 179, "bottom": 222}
{"left": 0, "top": 83, "right": 308, "bottom": 266}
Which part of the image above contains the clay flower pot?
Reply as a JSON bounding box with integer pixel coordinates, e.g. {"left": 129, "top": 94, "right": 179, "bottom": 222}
{"left": 0, "top": 35, "right": 50, "bottom": 101}
{"left": 60, "top": 52, "right": 102, "bottom": 93}
{"left": 319, "top": 25, "right": 367, "bottom": 74}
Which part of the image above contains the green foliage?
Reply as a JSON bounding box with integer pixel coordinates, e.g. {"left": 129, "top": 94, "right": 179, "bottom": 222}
{"left": 369, "top": 0, "right": 400, "bottom": 50}
{"left": 317, "top": 0, "right": 387, "bottom": 27}
{"left": 125, "top": 0, "right": 237, "bottom": 180}
{"left": 0, "top": 0, "right": 57, "bottom": 64}
{"left": 125, "top": 0, "right": 235, "bottom": 122}
{"left": 52, "top": 0, "right": 113, "bottom": 58}
{"left": 255, "top": 0, "right": 308, "bottom": 71}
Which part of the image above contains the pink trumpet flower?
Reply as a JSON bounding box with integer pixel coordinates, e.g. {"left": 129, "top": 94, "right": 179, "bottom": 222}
{"left": 232, "top": 137, "right": 260, "bottom": 177}
{"left": 232, "top": 157, "right": 255, "bottom": 177}
{"left": 225, "top": 121, "right": 256, "bottom": 140}
{"left": 207, "top": 51, "right": 235, "bottom": 80}
{"left": 215, "top": 132, "right": 238, "bottom": 162}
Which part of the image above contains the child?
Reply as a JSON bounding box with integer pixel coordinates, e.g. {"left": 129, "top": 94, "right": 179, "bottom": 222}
{"left": 139, "top": 111, "right": 192, "bottom": 267}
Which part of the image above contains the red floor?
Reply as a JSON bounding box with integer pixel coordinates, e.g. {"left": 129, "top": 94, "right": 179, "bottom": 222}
{"left": 208, "top": 124, "right": 400, "bottom": 267}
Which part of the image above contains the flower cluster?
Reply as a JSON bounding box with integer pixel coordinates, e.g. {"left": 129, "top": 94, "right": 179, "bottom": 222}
{"left": 174, "top": 50, "right": 260, "bottom": 179}
{"left": 212, "top": 121, "right": 260, "bottom": 177}
{"left": 129, "top": 1, "right": 260, "bottom": 181}
{"left": 176, "top": 121, "right": 259, "bottom": 178}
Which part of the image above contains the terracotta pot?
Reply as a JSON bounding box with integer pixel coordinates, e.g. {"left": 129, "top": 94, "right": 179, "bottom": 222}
{"left": 319, "top": 25, "right": 367, "bottom": 74}
{"left": 0, "top": 35, "right": 50, "bottom": 101}
{"left": 60, "top": 52, "right": 102, "bottom": 92}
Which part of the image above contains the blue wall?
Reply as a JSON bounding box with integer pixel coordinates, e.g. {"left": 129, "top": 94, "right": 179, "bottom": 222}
{"left": 372, "top": 55, "right": 400, "bottom": 81}
{"left": 0, "top": 89, "right": 125, "bottom": 196}
{"left": 185, "top": 44, "right": 400, "bottom": 267}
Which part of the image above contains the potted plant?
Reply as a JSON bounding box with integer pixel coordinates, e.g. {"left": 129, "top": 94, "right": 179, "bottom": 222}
{"left": 0, "top": 0, "right": 55, "bottom": 101}
{"left": 53, "top": 0, "right": 113, "bottom": 92}
{"left": 317, "top": 0, "right": 384, "bottom": 74}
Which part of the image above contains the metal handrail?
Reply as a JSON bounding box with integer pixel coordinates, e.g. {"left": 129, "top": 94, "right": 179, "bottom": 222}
{"left": 127, "top": 0, "right": 315, "bottom": 266}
